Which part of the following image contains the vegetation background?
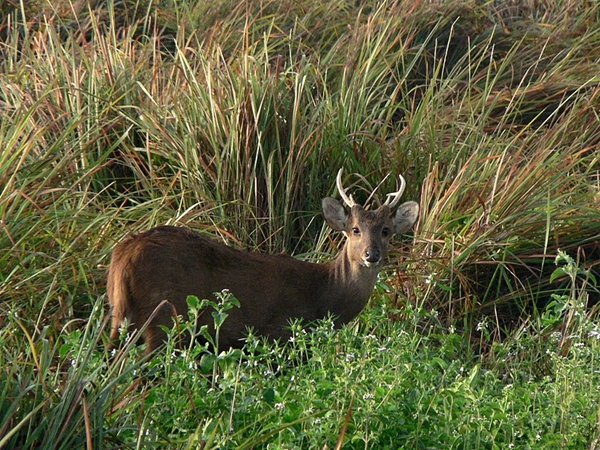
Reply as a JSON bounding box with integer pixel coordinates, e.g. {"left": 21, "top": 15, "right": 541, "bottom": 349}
{"left": 1, "top": 0, "right": 600, "bottom": 448}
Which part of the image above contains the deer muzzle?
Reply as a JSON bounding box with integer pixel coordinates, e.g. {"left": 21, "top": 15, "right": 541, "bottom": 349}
{"left": 362, "top": 248, "right": 381, "bottom": 267}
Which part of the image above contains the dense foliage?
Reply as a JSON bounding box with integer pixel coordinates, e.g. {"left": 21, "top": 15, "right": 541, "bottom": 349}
{"left": 1, "top": 0, "right": 600, "bottom": 448}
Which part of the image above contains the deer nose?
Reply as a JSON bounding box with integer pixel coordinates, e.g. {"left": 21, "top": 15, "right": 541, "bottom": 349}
{"left": 364, "top": 248, "right": 381, "bottom": 264}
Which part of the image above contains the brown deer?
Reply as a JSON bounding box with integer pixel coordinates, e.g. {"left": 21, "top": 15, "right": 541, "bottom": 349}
{"left": 107, "top": 170, "right": 419, "bottom": 352}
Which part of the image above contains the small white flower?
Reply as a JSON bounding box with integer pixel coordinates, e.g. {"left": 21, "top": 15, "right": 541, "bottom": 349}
{"left": 588, "top": 328, "right": 600, "bottom": 339}
{"left": 551, "top": 331, "right": 562, "bottom": 341}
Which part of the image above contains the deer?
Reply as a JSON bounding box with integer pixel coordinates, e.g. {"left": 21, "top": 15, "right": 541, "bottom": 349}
{"left": 107, "top": 169, "right": 419, "bottom": 353}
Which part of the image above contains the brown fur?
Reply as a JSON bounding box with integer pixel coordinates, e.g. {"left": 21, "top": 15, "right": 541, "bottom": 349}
{"left": 107, "top": 199, "right": 419, "bottom": 352}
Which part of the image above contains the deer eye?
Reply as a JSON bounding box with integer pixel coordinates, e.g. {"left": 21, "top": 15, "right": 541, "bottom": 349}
{"left": 352, "top": 227, "right": 361, "bottom": 235}
{"left": 382, "top": 227, "right": 390, "bottom": 237}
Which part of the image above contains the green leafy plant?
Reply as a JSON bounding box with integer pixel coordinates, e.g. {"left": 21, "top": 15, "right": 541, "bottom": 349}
{"left": 3, "top": 0, "right": 600, "bottom": 448}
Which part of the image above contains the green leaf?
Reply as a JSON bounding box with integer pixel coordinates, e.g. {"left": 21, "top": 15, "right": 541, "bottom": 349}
{"left": 186, "top": 295, "right": 201, "bottom": 310}
{"left": 263, "top": 387, "right": 276, "bottom": 405}
{"left": 550, "top": 267, "right": 568, "bottom": 284}
{"left": 199, "top": 353, "right": 217, "bottom": 373}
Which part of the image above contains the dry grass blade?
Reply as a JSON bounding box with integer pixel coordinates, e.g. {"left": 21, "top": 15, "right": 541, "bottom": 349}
{"left": 333, "top": 395, "right": 354, "bottom": 450}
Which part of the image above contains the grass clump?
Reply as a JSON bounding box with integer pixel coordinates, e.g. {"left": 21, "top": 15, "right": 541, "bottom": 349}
{"left": 2, "top": 0, "right": 600, "bottom": 447}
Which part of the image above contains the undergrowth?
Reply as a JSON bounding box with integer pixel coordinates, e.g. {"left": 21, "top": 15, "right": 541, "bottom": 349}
{"left": 1, "top": 0, "right": 600, "bottom": 447}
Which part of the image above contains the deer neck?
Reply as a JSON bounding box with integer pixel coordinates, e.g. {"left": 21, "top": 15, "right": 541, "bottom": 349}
{"left": 326, "top": 244, "right": 380, "bottom": 318}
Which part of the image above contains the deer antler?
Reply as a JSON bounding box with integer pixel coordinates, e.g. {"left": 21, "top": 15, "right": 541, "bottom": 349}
{"left": 383, "top": 174, "right": 406, "bottom": 208}
{"left": 336, "top": 169, "right": 356, "bottom": 208}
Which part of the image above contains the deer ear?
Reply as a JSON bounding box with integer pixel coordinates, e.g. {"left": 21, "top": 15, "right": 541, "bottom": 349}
{"left": 322, "top": 197, "right": 348, "bottom": 231}
{"left": 392, "top": 201, "right": 419, "bottom": 234}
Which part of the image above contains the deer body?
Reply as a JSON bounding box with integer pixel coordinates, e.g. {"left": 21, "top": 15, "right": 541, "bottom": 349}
{"left": 107, "top": 171, "right": 419, "bottom": 352}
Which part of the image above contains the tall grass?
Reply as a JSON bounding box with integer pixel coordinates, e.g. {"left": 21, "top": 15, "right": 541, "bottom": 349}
{"left": 1, "top": 0, "right": 600, "bottom": 447}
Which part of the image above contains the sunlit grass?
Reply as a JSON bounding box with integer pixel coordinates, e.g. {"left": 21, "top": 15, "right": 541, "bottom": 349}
{"left": 1, "top": 0, "right": 600, "bottom": 447}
